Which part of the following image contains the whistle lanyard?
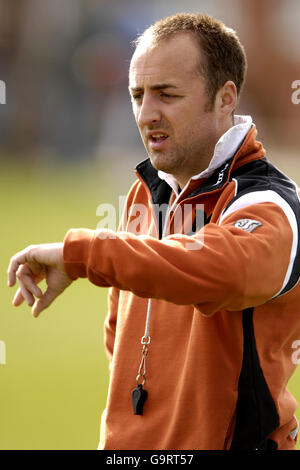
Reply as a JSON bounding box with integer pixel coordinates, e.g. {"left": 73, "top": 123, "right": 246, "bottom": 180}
{"left": 136, "top": 298, "right": 152, "bottom": 385}
{"left": 131, "top": 299, "right": 152, "bottom": 415}
{"left": 132, "top": 194, "right": 178, "bottom": 415}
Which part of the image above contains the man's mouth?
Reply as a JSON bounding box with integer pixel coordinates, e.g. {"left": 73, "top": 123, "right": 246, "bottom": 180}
{"left": 150, "top": 133, "right": 168, "bottom": 142}
{"left": 147, "top": 132, "right": 169, "bottom": 149}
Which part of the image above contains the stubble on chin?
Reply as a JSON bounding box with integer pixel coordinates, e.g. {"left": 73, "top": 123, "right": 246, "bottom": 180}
{"left": 148, "top": 151, "right": 178, "bottom": 174}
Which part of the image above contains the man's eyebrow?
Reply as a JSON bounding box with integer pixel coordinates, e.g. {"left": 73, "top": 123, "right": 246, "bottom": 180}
{"left": 129, "top": 83, "right": 179, "bottom": 93}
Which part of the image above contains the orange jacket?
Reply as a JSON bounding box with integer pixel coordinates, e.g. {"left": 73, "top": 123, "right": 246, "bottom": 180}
{"left": 63, "top": 125, "right": 300, "bottom": 450}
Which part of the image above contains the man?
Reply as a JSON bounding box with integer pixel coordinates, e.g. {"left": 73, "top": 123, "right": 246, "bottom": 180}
{"left": 7, "top": 13, "right": 300, "bottom": 450}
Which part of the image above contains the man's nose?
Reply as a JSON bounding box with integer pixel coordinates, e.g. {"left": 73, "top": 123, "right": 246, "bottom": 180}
{"left": 136, "top": 94, "right": 161, "bottom": 127}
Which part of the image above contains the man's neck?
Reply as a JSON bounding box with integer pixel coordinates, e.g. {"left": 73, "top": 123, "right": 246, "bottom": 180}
{"left": 157, "top": 115, "right": 253, "bottom": 194}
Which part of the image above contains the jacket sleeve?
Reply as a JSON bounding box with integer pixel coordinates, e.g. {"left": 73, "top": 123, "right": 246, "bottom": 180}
{"left": 62, "top": 201, "right": 295, "bottom": 316}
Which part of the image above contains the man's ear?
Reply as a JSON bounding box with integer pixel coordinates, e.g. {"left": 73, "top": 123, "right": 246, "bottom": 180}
{"left": 215, "top": 81, "right": 237, "bottom": 117}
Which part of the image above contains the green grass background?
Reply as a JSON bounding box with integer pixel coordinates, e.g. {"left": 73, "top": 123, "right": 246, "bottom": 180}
{"left": 0, "top": 157, "right": 300, "bottom": 449}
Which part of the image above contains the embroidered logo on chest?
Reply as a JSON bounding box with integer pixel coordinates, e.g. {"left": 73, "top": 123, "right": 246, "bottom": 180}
{"left": 232, "top": 218, "right": 262, "bottom": 232}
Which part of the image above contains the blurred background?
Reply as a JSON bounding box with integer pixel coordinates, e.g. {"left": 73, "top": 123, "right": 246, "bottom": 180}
{"left": 0, "top": 0, "right": 299, "bottom": 450}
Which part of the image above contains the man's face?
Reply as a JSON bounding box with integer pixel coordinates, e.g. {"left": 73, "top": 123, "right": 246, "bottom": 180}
{"left": 129, "top": 33, "right": 220, "bottom": 186}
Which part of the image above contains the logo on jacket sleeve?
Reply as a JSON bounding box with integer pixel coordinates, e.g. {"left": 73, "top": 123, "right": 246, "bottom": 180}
{"left": 232, "top": 218, "right": 262, "bottom": 232}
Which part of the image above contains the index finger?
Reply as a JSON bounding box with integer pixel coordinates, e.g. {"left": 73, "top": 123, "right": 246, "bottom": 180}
{"left": 7, "top": 248, "right": 31, "bottom": 287}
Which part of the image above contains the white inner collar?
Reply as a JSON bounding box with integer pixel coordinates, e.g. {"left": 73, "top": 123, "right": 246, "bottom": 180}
{"left": 157, "top": 114, "right": 253, "bottom": 196}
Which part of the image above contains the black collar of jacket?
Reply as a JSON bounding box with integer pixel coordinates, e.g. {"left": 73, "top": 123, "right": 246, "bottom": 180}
{"left": 135, "top": 156, "right": 235, "bottom": 205}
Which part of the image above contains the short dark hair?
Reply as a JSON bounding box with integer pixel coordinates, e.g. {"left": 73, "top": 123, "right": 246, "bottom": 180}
{"left": 134, "top": 13, "right": 247, "bottom": 110}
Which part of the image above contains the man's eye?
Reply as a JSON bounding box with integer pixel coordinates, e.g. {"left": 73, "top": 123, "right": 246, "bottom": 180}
{"left": 160, "top": 93, "right": 173, "bottom": 98}
{"left": 132, "top": 94, "right": 143, "bottom": 101}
